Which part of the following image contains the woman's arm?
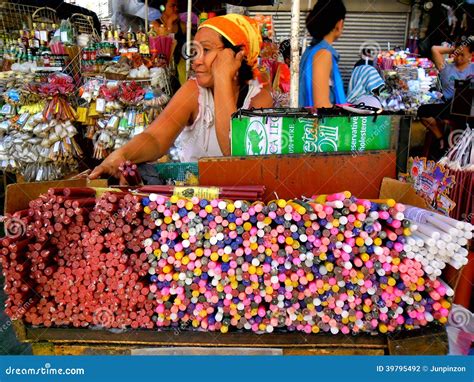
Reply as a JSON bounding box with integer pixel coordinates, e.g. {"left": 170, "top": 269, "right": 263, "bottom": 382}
{"left": 249, "top": 86, "right": 274, "bottom": 108}
{"left": 431, "top": 45, "right": 455, "bottom": 71}
{"left": 214, "top": 76, "right": 237, "bottom": 156}
{"left": 312, "top": 49, "right": 333, "bottom": 108}
{"left": 89, "top": 79, "right": 198, "bottom": 179}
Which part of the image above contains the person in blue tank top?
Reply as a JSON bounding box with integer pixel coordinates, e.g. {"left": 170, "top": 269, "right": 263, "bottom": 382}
{"left": 299, "top": 0, "right": 347, "bottom": 108}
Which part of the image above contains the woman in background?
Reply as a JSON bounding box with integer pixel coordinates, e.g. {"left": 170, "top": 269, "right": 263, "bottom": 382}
{"left": 299, "top": 0, "right": 347, "bottom": 108}
{"left": 151, "top": 0, "right": 189, "bottom": 87}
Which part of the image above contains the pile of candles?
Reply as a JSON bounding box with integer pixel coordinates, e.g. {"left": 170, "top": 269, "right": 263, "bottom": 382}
{"left": 119, "top": 161, "right": 142, "bottom": 186}
{"left": 1, "top": 188, "right": 154, "bottom": 329}
{"left": 142, "top": 192, "right": 463, "bottom": 334}
{"left": 404, "top": 206, "right": 472, "bottom": 278}
{"left": 1, "top": 188, "right": 472, "bottom": 335}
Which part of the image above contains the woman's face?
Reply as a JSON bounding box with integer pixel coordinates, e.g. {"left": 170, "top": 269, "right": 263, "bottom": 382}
{"left": 453, "top": 45, "right": 472, "bottom": 67}
{"left": 191, "top": 28, "right": 225, "bottom": 88}
{"left": 165, "top": 0, "right": 179, "bottom": 16}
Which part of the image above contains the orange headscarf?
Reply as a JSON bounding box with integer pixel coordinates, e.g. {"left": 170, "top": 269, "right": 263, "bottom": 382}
{"left": 198, "top": 14, "right": 263, "bottom": 70}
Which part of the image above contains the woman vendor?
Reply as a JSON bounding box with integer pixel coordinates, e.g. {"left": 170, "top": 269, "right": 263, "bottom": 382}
{"left": 90, "top": 14, "right": 273, "bottom": 181}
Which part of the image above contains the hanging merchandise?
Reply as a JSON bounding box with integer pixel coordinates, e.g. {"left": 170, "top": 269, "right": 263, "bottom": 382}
{"left": 59, "top": 19, "right": 75, "bottom": 45}
{"left": 438, "top": 128, "right": 473, "bottom": 222}
{"left": 78, "top": 77, "right": 170, "bottom": 159}
{"left": 83, "top": 24, "right": 177, "bottom": 81}
{"left": 0, "top": 73, "right": 82, "bottom": 181}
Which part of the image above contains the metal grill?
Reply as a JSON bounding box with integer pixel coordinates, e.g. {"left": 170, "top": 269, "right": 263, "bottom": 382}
{"left": 0, "top": 2, "right": 97, "bottom": 39}
{"left": 31, "top": 6, "right": 58, "bottom": 25}
{"left": 70, "top": 13, "right": 98, "bottom": 40}
{"left": 0, "top": 2, "right": 41, "bottom": 33}
{"left": 249, "top": 10, "right": 409, "bottom": 85}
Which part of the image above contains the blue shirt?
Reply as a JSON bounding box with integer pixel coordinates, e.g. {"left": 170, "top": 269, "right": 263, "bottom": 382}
{"left": 299, "top": 40, "right": 346, "bottom": 107}
{"left": 439, "top": 63, "right": 474, "bottom": 100}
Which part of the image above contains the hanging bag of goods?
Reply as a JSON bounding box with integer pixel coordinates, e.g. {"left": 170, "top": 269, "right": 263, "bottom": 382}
{"left": 0, "top": 73, "right": 82, "bottom": 181}
{"left": 439, "top": 128, "right": 473, "bottom": 222}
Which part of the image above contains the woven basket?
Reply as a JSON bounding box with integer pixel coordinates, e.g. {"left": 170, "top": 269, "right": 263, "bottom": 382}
{"left": 104, "top": 72, "right": 128, "bottom": 80}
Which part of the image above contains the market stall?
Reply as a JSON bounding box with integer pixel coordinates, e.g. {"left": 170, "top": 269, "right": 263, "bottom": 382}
{"left": 0, "top": 0, "right": 472, "bottom": 357}
{"left": 2, "top": 107, "right": 471, "bottom": 355}
{"left": 376, "top": 49, "right": 443, "bottom": 115}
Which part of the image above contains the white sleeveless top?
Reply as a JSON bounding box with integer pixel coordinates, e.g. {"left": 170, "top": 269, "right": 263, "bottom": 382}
{"left": 176, "top": 78, "right": 263, "bottom": 162}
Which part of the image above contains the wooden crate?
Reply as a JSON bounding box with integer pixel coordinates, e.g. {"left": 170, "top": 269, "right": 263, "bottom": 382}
{"left": 12, "top": 320, "right": 448, "bottom": 356}
{"left": 199, "top": 151, "right": 397, "bottom": 202}
{"left": 5, "top": 169, "right": 450, "bottom": 356}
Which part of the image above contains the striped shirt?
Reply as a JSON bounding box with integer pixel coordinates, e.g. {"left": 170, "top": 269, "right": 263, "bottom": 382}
{"left": 347, "top": 65, "right": 385, "bottom": 104}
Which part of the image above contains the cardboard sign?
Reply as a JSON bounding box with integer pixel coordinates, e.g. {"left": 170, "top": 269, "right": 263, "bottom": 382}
{"left": 231, "top": 114, "right": 395, "bottom": 156}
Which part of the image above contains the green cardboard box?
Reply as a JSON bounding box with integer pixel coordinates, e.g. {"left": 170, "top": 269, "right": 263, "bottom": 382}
{"left": 231, "top": 110, "right": 398, "bottom": 156}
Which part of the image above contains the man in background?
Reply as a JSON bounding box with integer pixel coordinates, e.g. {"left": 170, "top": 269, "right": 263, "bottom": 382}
{"left": 418, "top": 38, "right": 473, "bottom": 156}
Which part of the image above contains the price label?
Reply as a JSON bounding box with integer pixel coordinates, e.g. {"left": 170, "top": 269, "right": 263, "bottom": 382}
{"left": 173, "top": 187, "right": 220, "bottom": 200}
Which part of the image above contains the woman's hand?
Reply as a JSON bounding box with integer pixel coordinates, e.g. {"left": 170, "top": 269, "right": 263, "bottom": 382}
{"left": 212, "top": 48, "right": 244, "bottom": 82}
{"left": 89, "top": 150, "right": 127, "bottom": 183}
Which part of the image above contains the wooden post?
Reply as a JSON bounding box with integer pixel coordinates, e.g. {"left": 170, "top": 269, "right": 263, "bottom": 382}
{"left": 186, "top": 0, "right": 192, "bottom": 77}
{"left": 290, "top": 0, "right": 301, "bottom": 107}
{"left": 145, "top": 0, "right": 149, "bottom": 32}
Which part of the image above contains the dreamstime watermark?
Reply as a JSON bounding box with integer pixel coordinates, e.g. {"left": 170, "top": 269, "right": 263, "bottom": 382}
{"left": 5, "top": 363, "right": 85, "bottom": 376}
{"left": 452, "top": 36, "right": 473, "bottom": 58}
{"left": 359, "top": 40, "right": 382, "bottom": 58}
{"left": 448, "top": 304, "right": 474, "bottom": 332}
{"left": 95, "top": 201, "right": 134, "bottom": 235}
{"left": 0, "top": 298, "right": 33, "bottom": 333}
{"left": 92, "top": 307, "right": 115, "bottom": 328}
{"left": 461, "top": 212, "right": 473, "bottom": 222}
{"left": 447, "top": 129, "right": 465, "bottom": 148}
{"left": 280, "top": 129, "right": 292, "bottom": 153}
{"left": 173, "top": 318, "right": 192, "bottom": 336}
{"left": 0, "top": 215, "right": 27, "bottom": 239}
{"left": 351, "top": 117, "right": 386, "bottom": 158}
{"left": 181, "top": 40, "right": 203, "bottom": 61}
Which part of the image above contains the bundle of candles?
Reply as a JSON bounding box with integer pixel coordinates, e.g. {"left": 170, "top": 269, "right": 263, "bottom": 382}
{"left": 439, "top": 128, "right": 473, "bottom": 222}
{"left": 1, "top": 188, "right": 472, "bottom": 334}
{"left": 404, "top": 206, "right": 472, "bottom": 277}
{"left": 119, "top": 160, "right": 142, "bottom": 186}
{"left": 1, "top": 188, "right": 154, "bottom": 329}
{"left": 138, "top": 185, "right": 266, "bottom": 201}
